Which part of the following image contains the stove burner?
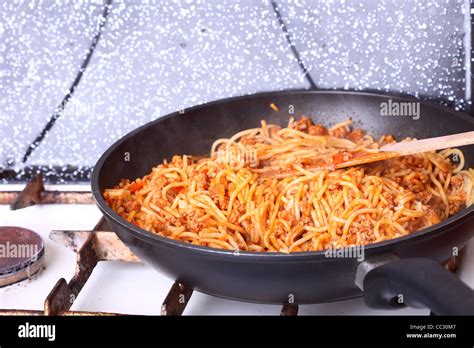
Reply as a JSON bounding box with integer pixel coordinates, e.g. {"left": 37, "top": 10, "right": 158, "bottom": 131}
{"left": 0, "top": 226, "right": 44, "bottom": 287}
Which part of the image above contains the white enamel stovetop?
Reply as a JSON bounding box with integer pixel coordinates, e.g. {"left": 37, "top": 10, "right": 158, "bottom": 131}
{"left": 1, "top": 200, "right": 473, "bottom": 315}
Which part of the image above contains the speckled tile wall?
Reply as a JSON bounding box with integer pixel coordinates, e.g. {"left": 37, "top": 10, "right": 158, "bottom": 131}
{"left": 276, "top": 0, "right": 469, "bottom": 104}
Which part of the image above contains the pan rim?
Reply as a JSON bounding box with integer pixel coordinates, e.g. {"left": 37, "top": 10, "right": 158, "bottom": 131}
{"left": 91, "top": 90, "right": 474, "bottom": 260}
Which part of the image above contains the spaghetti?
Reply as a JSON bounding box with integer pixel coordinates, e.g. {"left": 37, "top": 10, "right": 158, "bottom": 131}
{"left": 104, "top": 116, "right": 474, "bottom": 253}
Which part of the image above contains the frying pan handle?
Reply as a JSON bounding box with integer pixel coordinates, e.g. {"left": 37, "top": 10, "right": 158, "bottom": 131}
{"left": 357, "top": 257, "right": 474, "bottom": 315}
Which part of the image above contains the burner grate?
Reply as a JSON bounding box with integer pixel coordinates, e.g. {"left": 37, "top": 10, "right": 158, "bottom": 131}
{"left": 0, "top": 215, "right": 301, "bottom": 316}
{"left": 0, "top": 174, "right": 92, "bottom": 209}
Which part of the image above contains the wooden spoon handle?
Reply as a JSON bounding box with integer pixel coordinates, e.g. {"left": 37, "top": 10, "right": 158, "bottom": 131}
{"left": 258, "top": 131, "right": 474, "bottom": 177}
{"left": 379, "top": 131, "right": 474, "bottom": 156}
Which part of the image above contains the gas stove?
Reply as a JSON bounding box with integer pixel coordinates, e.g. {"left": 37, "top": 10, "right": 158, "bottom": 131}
{"left": 1, "top": 182, "right": 473, "bottom": 316}
{"left": 1, "top": 2, "right": 473, "bottom": 347}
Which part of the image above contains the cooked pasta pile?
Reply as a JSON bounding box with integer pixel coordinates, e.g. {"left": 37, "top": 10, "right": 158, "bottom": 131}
{"left": 104, "top": 117, "right": 474, "bottom": 253}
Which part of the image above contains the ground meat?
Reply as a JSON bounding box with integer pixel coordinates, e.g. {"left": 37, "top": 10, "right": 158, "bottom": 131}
{"left": 240, "top": 135, "right": 257, "bottom": 145}
{"left": 449, "top": 201, "right": 463, "bottom": 215}
{"left": 392, "top": 177, "right": 402, "bottom": 184}
{"left": 195, "top": 173, "right": 209, "bottom": 191}
{"left": 228, "top": 201, "right": 245, "bottom": 225}
{"left": 332, "top": 150, "right": 353, "bottom": 165}
{"left": 416, "top": 191, "right": 433, "bottom": 205}
{"left": 345, "top": 233, "right": 357, "bottom": 245}
{"left": 180, "top": 210, "right": 206, "bottom": 233}
{"left": 308, "top": 124, "right": 328, "bottom": 136}
{"left": 451, "top": 174, "right": 464, "bottom": 189}
{"left": 347, "top": 128, "right": 365, "bottom": 142}
{"left": 382, "top": 191, "right": 396, "bottom": 207}
{"left": 269, "top": 126, "right": 282, "bottom": 136}
{"left": 401, "top": 172, "right": 429, "bottom": 193}
{"left": 171, "top": 155, "right": 189, "bottom": 167}
{"left": 401, "top": 155, "right": 427, "bottom": 169}
{"left": 124, "top": 200, "right": 140, "bottom": 213}
{"left": 299, "top": 201, "right": 310, "bottom": 215}
{"left": 152, "top": 192, "right": 169, "bottom": 206}
{"left": 152, "top": 175, "right": 168, "bottom": 187}
{"left": 278, "top": 210, "right": 297, "bottom": 227}
{"left": 209, "top": 184, "right": 225, "bottom": 197}
{"left": 290, "top": 116, "right": 314, "bottom": 131}
{"left": 379, "top": 134, "right": 395, "bottom": 145}
{"left": 328, "top": 126, "right": 348, "bottom": 138}
{"left": 425, "top": 209, "right": 441, "bottom": 225}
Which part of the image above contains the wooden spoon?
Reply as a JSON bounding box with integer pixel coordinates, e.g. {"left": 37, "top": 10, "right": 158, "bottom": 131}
{"left": 260, "top": 131, "right": 474, "bottom": 176}
{"left": 335, "top": 131, "right": 474, "bottom": 169}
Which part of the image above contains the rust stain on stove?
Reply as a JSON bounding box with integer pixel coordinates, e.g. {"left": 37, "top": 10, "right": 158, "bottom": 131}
{"left": 1, "top": 174, "right": 93, "bottom": 208}
{"left": 161, "top": 282, "right": 193, "bottom": 316}
{"left": 9, "top": 174, "right": 44, "bottom": 210}
{"left": 280, "top": 304, "right": 298, "bottom": 316}
{"left": 49, "top": 218, "right": 140, "bottom": 262}
{"left": 45, "top": 232, "right": 99, "bottom": 315}
{"left": 0, "top": 309, "right": 123, "bottom": 316}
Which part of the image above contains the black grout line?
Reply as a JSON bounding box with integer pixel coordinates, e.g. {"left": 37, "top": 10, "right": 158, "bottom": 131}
{"left": 470, "top": 1, "right": 473, "bottom": 116}
{"left": 270, "top": 0, "right": 318, "bottom": 90}
{"left": 21, "top": 0, "right": 113, "bottom": 164}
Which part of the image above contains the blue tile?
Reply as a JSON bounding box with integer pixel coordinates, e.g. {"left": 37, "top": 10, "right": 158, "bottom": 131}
{"left": 0, "top": 0, "right": 107, "bottom": 170}
{"left": 27, "top": 0, "right": 307, "bottom": 167}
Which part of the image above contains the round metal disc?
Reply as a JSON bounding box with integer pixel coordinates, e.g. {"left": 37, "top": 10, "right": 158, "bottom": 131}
{"left": 0, "top": 226, "right": 44, "bottom": 287}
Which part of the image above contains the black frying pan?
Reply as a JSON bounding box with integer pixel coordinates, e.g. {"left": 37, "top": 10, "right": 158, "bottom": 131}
{"left": 91, "top": 91, "right": 474, "bottom": 315}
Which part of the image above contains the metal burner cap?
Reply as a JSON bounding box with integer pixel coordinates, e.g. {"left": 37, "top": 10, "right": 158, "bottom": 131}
{"left": 0, "top": 226, "right": 44, "bottom": 287}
